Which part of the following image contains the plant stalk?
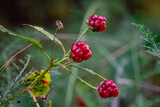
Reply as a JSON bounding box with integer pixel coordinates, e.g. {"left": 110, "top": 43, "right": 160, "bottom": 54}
{"left": 60, "top": 64, "right": 97, "bottom": 90}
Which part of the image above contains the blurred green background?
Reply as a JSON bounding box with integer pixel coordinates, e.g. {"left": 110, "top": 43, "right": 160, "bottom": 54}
{"left": 0, "top": 0, "right": 160, "bottom": 107}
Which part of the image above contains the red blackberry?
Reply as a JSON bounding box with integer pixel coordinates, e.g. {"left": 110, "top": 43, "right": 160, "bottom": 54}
{"left": 98, "top": 80, "right": 118, "bottom": 98}
{"left": 70, "top": 41, "right": 92, "bottom": 62}
{"left": 76, "top": 96, "right": 86, "bottom": 106}
{"left": 87, "top": 14, "right": 106, "bottom": 32}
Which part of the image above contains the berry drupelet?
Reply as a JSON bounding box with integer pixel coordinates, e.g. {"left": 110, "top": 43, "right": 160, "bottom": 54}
{"left": 70, "top": 41, "right": 92, "bottom": 62}
{"left": 87, "top": 14, "right": 106, "bottom": 32}
{"left": 98, "top": 80, "right": 118, "bottom": 98}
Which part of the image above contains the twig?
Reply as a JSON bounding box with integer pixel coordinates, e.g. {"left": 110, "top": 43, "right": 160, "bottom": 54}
{"left": 52, "top": 28, "right": 58, "bottom": 61}
{"left": 27, "top": 88, "right": 40, "bottom": 107}
{"left": 45, "top": 85, "right": 54, "bottom": 98}
{"left": 0, "top": 44, "right": 32, "bottom": 73}
{"left": 16, "top": 67, "right": 34, "bottom": 84}
{"left": 60, "top": 64, "right": 97, "bottom": 90}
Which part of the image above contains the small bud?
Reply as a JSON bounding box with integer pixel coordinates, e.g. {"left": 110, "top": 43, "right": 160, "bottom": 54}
{"left": 56, "top": 20, "right": 64, "bottom": 30}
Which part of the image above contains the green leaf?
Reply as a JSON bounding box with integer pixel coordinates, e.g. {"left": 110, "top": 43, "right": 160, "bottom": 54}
{"left": 0, "top": 64, "right": 6, "bottom": 74}
{"left": 26, "top": 25, "right": 61, "bottom": 43}
{"left": 132, "top": 23, "right": 160, "bottom": 58}
{"left": 0, "top": 25, "right": 43, "bottom": 50}
{"left": 25, "top": 24, "right": 66, "bottom": 55}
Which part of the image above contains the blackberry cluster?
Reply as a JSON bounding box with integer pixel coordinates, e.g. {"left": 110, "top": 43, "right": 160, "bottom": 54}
{"left": 98, "top": 80, "right": 118, "bottom": 98}
{"left": 87, "top": 14, "right": 106, "bottom": 32}
{"left": 70, "top": 41, "right": 92, "bottom": 62}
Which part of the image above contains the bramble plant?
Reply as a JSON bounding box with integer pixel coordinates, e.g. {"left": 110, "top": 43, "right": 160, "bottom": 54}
{"left": 0, "top": 15, "right": 119, "bottom": 106}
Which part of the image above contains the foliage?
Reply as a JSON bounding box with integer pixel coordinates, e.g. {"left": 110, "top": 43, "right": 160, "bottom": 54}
{"left": 0, "top": 0, "right": 160, "bottom": 107}
{"left": 132, "top": 23, "right": 160, "bottom": 58}
{"left": 0, "top": 55, "right": 31, "bottom": 105}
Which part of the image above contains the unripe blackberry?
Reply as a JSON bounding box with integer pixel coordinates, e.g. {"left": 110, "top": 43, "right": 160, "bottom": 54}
{"left": 70, "top": 41, "right": 92, "bottom": 62}
{"left": 98, "top": 80, "right": 118, "bottom": 98}
{"left": 87, "top": 14, "right": 106, "bottom": 32}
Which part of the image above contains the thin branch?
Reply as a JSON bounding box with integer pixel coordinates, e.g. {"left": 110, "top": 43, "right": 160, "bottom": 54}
{"left": 52, "top": 28, "right": 58, "bottom": 61}
{"left": 0, "top": 44, "right": 32, "bottom": 73}
{"left": 26, "top": 88, "right": 40, "bottom": 107}
{"left": 60, "top": 64, "right": 97, "bottom": 90}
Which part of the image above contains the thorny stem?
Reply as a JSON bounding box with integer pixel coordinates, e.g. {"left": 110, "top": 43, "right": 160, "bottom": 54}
{"left": 60, "top": 64, "right": 97, "bottom": 90}
{"left": 66, "top": 27, "right": 90, "bottom": 56}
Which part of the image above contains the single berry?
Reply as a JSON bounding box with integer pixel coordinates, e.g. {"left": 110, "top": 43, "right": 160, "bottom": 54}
{"left": 70, "top": 41, "right": 92, "bottom": 62}
{"left": 76, "top": 96, "right": 86, "bottom": 106}
{"left": 87, "top": 14, "right": 107, "bottom": 32}
{"left": 98, "top": 80, "right": 118, "bottom": 98}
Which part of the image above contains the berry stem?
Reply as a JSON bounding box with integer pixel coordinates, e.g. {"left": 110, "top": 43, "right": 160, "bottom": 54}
{"left": 41, "top": 50, "right": 52, "bottom": 63}
{"left": 60, "top": 64, "right": 97, "bottom": 90}
{"left": 52, "top": 28, "right": 58, "bottom": 62}
{"left": 76, "top": 27, "right": 89, "bottom": 42}
{"left": 66, "top": 27, "right": 90, "bottom": 56}
{"left": 72, "top": 65, "right": 107, "bottom": 80}
{"left": 27, "top": 88, "right": 40, "bottom": 107}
